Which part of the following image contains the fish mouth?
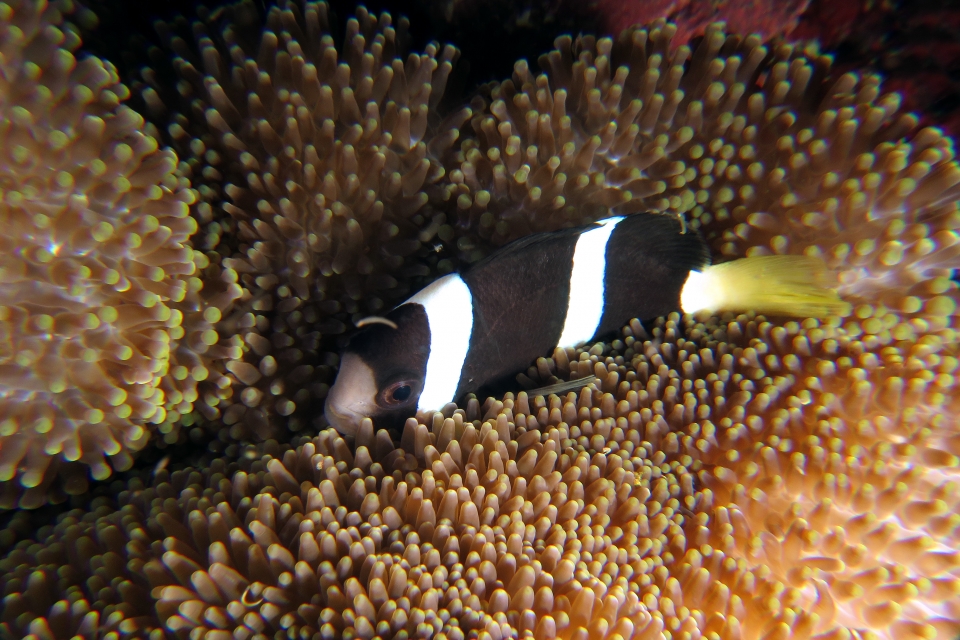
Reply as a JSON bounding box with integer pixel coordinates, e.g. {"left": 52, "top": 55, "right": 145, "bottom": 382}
{"left": 323, "top": 401, "right": 364, "bottom": 436}
{"left": 324, "top": 352, "right": 380, "bottom": 436}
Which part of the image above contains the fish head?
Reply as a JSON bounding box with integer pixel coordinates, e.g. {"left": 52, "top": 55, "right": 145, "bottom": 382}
{"left": 324, "top": 304, "right": 430, "bottom": 436}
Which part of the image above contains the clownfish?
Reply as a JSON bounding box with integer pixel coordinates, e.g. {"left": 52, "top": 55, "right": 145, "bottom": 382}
{"left": 324, "top": 212, "right": 846, "bottom": 436}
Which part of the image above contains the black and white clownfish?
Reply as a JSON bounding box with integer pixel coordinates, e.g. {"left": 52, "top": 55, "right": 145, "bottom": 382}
{"left": 324, "top": 212, "right": 846, "bottom": 436}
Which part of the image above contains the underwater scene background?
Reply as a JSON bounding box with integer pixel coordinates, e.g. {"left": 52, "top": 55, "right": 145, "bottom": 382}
{"left": 0, "top": 0, "right": 959, "bottom": 638}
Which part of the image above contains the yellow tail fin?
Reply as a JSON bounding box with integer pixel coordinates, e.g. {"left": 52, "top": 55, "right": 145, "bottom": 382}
{"left": 680, "top": 255, "right": 850, "bottom": 318}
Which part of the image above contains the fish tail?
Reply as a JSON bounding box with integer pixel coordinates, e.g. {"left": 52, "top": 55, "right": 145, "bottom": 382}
{"left": 682, "top": 255, "right": 851, "bottom": 318}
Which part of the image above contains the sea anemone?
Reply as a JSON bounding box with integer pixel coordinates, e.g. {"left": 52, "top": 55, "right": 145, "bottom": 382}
{"left": 5, "top": 307, "right": 958, "bottom": 638}
{"left": 0, "top": 0, "right": 237, "bottom": 508}
{"left": 1, "top": 411, "right": 704, "bottom": 640}
{"left": 138, "top": 0, "right": 467, "bottom": 439}
{"left": 445, "top": 20, "right": 959, "bottom": 264}
{"left": 0, "top": 494, "right": 164, "bottom": 639}
{"left": 1, "top": 4, "right": 959, "bottom": 640}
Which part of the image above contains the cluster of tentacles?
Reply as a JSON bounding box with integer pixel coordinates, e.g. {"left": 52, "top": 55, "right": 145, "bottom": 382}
{"left": 0, "top": 0, "right": 957, "bottom": 638}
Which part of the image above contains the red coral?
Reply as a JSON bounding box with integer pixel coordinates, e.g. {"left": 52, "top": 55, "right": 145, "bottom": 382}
{"left": 789, "top": 0, "right": 874, "bottom": 48}
{"left": 597, "top": 0, "right": 811, "bottom": 46}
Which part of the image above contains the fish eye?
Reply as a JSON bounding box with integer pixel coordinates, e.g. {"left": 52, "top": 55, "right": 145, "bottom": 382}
{"left": 379, "top": 379, "right": 418, "bottom": 407}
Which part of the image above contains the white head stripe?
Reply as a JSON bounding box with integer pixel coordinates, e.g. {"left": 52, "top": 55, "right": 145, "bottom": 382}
{"left": 557, "top": 216, "right": 625, "bottom": 348}
{"left": 408, "top": 274, "right": 474, "bottom": 412}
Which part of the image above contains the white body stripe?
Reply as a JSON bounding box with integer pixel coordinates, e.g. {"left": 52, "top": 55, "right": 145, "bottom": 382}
{"left": 408, "top": 274, "right": 474, "bottom": 412}
{"left": 557, "top": 216, "right": 625, "bottom": 348}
